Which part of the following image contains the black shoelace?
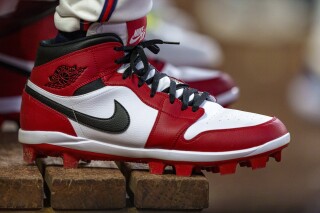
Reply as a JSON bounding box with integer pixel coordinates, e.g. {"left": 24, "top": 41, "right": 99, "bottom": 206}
{"left": 114, "top": 39, "right": 210, "bottom": 112}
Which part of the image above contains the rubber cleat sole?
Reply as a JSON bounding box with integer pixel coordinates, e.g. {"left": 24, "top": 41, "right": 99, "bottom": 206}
{"left": 219, "top": 162, "right": 238, "bottom": 175}
{"left": 63, "top": 153, "right": 79, "bottom": 169}
{"left": 249, "top": 156, "right": 268, "bottom": 170}
{"left": 22, "top": 144, "right": 288, "bottom": 176}
{"left": 174, "top": 164, "right": 194, "bottom": 177}
{"left": 271, "top": 150, "right": 282, "bottom": 162}
{"left": 149, "top": 161, "right": 166, "bottom": 175}
{"left": 23, "top": 145, "right": 37, "bottom": 164}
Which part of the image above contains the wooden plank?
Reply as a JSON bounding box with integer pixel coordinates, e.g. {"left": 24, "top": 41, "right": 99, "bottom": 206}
{"left": 0, "top": 132, "right": 43, "bottom": 209}
{"left": 118, "top": 162, "right": 209, "bottom": 210}
{"left": 39, "top": 158, "right": 126, "bottom": 210}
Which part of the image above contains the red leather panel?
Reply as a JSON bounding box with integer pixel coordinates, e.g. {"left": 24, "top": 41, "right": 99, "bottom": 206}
{"left": 149, "top": 58, "right": 235, "bottom": 96}
{"left": 174, "top": 117, "right": 288, "bottom": 152}
{"left": 188, "top": 72, "right": 235, "bottom": 96}
{"left": 20, "top": 90, "right": 76, "bottom": 136}
{"left": 30, "top": 42, "right": 123, "bottom": 96}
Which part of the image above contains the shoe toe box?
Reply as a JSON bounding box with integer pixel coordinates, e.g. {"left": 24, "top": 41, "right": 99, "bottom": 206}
{"left": 178, "top": 104, "right": 288, "bottom": 152}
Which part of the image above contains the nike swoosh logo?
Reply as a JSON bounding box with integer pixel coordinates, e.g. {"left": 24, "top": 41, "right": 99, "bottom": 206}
{"left": 130, "top": 35, "right": 143, "bottom": 44}
{"left": 25, "top": 85, "right": 130, "bottom": 133}
{"left": 129, "top": 27, "right": 146, "bottom": 44}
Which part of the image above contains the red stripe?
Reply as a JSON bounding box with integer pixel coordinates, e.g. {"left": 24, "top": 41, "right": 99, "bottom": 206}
{"left": 101, "top": 0, "right": 114, "bottom": 22}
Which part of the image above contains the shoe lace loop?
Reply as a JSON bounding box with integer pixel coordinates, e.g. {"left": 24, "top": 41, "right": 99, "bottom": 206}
{"left": 114, "top": 39, "right": 211, "bottom": 112}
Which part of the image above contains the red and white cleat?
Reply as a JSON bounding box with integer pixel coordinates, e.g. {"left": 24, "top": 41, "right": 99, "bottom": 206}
{"left": 0, "top": 14, "right": 56, "bottom": 129}
{"left": 18, "top": 17, "right": 290, "bottom": 176}
{"left": 149, "top": 59, "right": 239, "bottom": 107}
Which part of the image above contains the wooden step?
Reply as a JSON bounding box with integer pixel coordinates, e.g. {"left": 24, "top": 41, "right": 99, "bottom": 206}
{"left": 37, "top": 158, "right": 126, "bottom": 210}
{"left": 0, "top": 133, "right": 43, "bottom": 209}
{"left": 118, "top": 162, "right": 209, "bottom": 210}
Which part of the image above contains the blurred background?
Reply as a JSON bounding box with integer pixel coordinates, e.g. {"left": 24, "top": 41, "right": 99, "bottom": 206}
{"left": 1, "top": 0, "right": 320, "bottom": 212}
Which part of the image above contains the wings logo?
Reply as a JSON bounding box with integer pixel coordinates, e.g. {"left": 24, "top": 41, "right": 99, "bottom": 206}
{"left": 45, "top": 65, "right": 86, "bottom": 89}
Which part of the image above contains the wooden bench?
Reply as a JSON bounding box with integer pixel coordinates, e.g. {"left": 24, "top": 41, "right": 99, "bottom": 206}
{"left": 37, "top": 158, "right": 126, "bottom": 210}
{"left": 0, "top": 133, "right": 43, "bottom": 209}
{"left": 118, "top": 162, "right": 209, "bottom": 210}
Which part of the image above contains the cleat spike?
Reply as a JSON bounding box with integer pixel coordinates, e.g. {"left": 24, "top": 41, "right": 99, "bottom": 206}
{"left": 219, "top": 162, "right": 237, "bottom": 175}
{"left": 149, "top": 161, "right": 166, "bottom": 175}
{"left": 174, "top": 164, "right": 194, "bottom": 176}
{"left": 63, "top": 153, "right": 79, "bottom": 169}
{"left": 250, "top": 156, "right": 268, "bottom": 170}
{"left": 23, "top": 145, "right": 37, "bottom": 164}
{"left": 211, "top": 166, "right": 220, "bottom": 173}
{"left": 271, "top": 151, "right": 282, "bottom": 162}
{"left": 239, "top": 161, "right": 250, "bottom": 167}
{"left": 194, "top": 167, "right": 202, "bottom": 174}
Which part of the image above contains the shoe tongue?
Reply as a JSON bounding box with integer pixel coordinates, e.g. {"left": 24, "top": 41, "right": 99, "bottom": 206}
{"left": 86, "top": 16, "right": 147, "bottom": 45}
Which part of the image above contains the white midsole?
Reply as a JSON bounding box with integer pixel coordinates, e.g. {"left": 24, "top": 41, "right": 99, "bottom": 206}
{"left": 215, "top": 87, "right": 240, "bottom": 106}
{"left": 18, "top": 129, "right": 290, "bottom": 162}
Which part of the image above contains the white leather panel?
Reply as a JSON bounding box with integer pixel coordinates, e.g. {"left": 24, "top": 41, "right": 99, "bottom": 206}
{"left": 27, "top": 81, "right": 158, "bottom": 148}
{"left": 184, "top": 101, "right": 272, "bottom": 140}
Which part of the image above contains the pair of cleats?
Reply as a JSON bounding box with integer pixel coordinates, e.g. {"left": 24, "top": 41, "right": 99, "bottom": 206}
{"left": 0, "top": 15, "right": 290, "bottom": 177}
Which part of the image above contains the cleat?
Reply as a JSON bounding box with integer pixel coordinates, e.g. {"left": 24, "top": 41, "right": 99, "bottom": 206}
{"left": 249, "top": 156, "right": 268, "bottom": 170}
{"left": 0, "top": 14, "right": 56, "bottom": 130}
{"left": 149, "top": 59, "right": 239, "bottom": 107}
{"left": 271, "top": 151, "right": 282, "bottom": 162}
{"left": 239, "top": 161, "right": 250, "bottom": 167}
{"left": 219, "top": 162, "right": 237, "bottom": 175}
{"left": 18, "top": 16, "right": 290, "bottom": 176}
{"left": 23, "top": 145, "right": 37, "bottom": 164}
{"left": 174, "top": 164, "right": 194, "bottom": 177}
{"left": 149, "top": 161, "right": 166, "bottom": 175}
{"left": 63, "top": 153, "right": 79, "bottom": 169}
{"left": 146, "top": 10, "right": 222, "bottom": 68}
